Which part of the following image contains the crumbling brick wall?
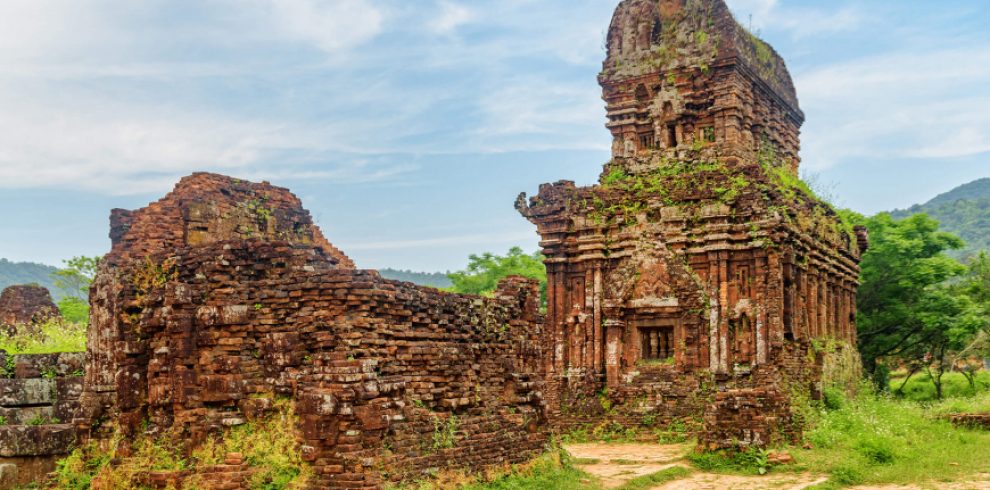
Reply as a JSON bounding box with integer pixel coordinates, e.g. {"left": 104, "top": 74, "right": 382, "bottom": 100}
{"left": 80, "top": 173, "right": 547, "bottom": 489}
{"left": 0, "top": 285, "right": 60, "bottom": 331}
{"left": 0, "top": 352, "right": 83, "bottom": 487}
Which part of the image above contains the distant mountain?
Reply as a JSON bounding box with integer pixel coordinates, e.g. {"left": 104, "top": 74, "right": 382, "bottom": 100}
{"left": 378, "top": 268, "right": 452, "bottom": 289}
{"left": 891, "top": 178, "right": 990, "bottom": 260}
{"left": 0, "top": 259, "right": 63, "bottom": 300}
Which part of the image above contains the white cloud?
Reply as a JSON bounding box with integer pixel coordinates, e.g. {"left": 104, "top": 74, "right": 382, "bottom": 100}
{"left": 797, "top": 48, "right": 990, "bottom": 169}
{"left": 726, "top": 0, "right": 862, "bottom": 39}
{"left": 429, "top": 1, "right": 474, "bottom": 35}
{"left": 265, "top": 0, "right": 384, "bottom": 54}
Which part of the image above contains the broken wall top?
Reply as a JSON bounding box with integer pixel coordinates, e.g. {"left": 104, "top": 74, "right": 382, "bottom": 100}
{"left": 106, "top": 172, "right": 354, "bottom": 268}
{"left": 0, "top": 284, "right": 60, "bottom": 326}
{"left": 603, "top": 0, "right": 799, "bottom": 115}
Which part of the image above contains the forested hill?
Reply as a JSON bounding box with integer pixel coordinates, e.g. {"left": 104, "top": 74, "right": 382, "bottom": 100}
{"left": 891, "top": 178, "right": 990, "bottom": 259}
{"left": 378, "top": 268, "right": 453, "bottom": 289}
{"left": 0, "top": 259, "right": 61, "bottom": 299}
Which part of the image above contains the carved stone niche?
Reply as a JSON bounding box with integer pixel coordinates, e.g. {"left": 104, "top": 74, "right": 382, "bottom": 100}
{"left": 632, "top": 317, "right": 678, "bottom": 365}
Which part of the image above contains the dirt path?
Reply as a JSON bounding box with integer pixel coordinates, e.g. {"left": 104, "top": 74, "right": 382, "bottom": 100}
{"left": 564, "top": 443, "right": 825, "bottom": 489}
{"left": 564, "top": 443, "right": 990, "bottom": 490}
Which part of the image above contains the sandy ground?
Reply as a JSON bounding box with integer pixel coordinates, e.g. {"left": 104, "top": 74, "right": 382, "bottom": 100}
{"left": 564, "top": 443, "right": 990, "bottom": 490}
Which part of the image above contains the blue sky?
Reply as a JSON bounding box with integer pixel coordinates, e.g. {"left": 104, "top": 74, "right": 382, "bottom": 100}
{"left": 0, "top": 0, "right": 987, "bottom": 272}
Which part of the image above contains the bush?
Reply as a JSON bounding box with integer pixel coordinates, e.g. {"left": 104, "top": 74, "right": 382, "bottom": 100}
{"left": 58, "top": 296, "right": 90, "bottom": 324}
{"left": 822, "top": 387, "right": 846, "bottom": 411}
{"left": 688, "top": 448, "right": 770, "bottom": 475}
{"left": 0, "top": 319, "right": 86, "bottom": 354}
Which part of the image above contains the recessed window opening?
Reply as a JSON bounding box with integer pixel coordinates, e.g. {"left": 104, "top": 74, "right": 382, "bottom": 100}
{"left": 640, "top": 326, "right": 674, "bottom": 361}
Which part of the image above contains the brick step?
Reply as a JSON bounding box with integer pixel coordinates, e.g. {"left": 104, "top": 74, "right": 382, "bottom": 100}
{"left": 0, "top": 424, "right": 76, "bottom": 457}
{"left": 0, "top": 405, "right": 56, "bottom": 425}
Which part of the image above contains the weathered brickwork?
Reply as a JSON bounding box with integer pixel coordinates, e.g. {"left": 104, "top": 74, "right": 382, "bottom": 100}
{"left": 0, "top": 285, "right": 60, "bottom": 333}
{"left": 0, "top": 352, "right": 84, "bottom": 487}
{"left": 518, "top": 0, "right": 864, "bottom": 449}
{"left": 79, "top": 174, "right": 547, "bottom": 488}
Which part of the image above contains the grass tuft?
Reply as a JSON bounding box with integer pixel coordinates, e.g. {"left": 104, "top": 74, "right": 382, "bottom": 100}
{"left": 612, "top": 466, "right": 691, "bottom": 490}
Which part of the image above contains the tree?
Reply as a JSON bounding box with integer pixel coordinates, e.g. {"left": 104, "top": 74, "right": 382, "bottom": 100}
{"left": 447, "top": 247, "right": 546, "bottom": 303}
{"left": 52, "top": 256, "right": 101, "bottom": 300}
{"left": 51, "top": 256, "right": 101, "bottom": 325}
{"left": 853, "top": 213, "right": 975, "bottom": 392}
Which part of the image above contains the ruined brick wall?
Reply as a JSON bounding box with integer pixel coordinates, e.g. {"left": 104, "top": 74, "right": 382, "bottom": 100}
{"left": 81, "top": 173, "right": 547, "bottom": 489}
{"left": 0, "top": 285, "right": 60, "bottom": 330}
{"left": 0, "top": 352, "right": 83, "bottom": 487}
{"left": 519, "top": 0, "right": 863, "bottom": 448}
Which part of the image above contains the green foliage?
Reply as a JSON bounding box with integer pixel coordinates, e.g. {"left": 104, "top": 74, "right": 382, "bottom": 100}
{"left": 378, "top": 269, "right": 453, "bottom": 289}
{"left": 688, "top": 449, "right": 771, "bottom": 476}
{"left": 58, "top": 296, "right": 90, "bottom": 325}
{"left": 891, "top": 178, "right": 990, "bottom": 260}
{"left": 612, "top": 467, "right": 691, "bottom": 490}
{"left": 891, "top": 371, "right": 990, "bottom": 403}
{"left": 851, "top": 212, "right": 986, "bottom": 392}
{"left": 459, "top": 447, "right": 599, "bottom": 490}
{"left": 191, "top": 397, "right": 313, "bottom": 489}
{"left": 431, "top": 415, "right": 459, "bottom": 451}
{"left": 0, "top": 415, "right": 5, "bottom": 426}
{"left": 603, "top": 168, "right": 630, "bottom": 186}
{"left": 793, "top": 390, "right": 990, "bottom": 487}
{"left": 822, "top": 387, "right": 847, "bottom": 411}
{"left": 447, "top": 247, "right": 546, "bottom": 303}
{"left": 0, "top": 319, "right": 87, "bottom": 354}
{"left": 55, "top": 442, "right": 112, "bottom": 490}
{"left": 51, "top": 256, "right": 101, "bottom": 301}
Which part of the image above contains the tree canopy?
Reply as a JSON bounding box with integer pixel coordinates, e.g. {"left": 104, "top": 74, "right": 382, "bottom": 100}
{"left": 852, "top": 212, "right": 988, "bottom": 396}
{"left": 447, "top": 247, "right": 546, "bottom": 302}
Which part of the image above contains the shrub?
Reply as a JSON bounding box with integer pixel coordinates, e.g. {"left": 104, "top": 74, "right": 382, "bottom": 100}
{"left": 0, "top": 319, "right": 86, "bottom": 354}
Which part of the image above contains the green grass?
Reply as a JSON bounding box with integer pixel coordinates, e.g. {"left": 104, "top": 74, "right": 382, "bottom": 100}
{"left": 786, "top": 391, "right": 990, "bottom": 488}
{"left": 932, "top": 391, "right": 990, "bottom": 415}
{"left": 0, "top": 319, "right": 86, "bottom": 354}
{"left": 688, "top": 449, "right": 771, "bottom": 476}
{"left": 460, "top": 449, "right": 600, "bottom": 490}
{"left": 612, "top": 467, "right": 691, "bottom": 490}
{"left": 890, "top": 370, "right": 990, "bottom": 402}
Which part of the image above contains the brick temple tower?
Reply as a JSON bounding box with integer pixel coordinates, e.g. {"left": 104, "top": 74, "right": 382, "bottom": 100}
{"left": 518, "top": 0, "right": 865, "bottom": 447}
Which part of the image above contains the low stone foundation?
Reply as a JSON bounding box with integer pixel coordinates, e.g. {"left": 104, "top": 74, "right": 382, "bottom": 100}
{"left": 0, "top": 352, "right": 83, "bottom": 486}
{"left": 945, "top": 414, "right": 990, "bottom": 430}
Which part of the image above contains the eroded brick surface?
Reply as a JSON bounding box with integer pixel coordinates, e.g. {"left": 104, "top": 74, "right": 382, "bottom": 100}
{"left": 80, "top": 174, "right": 547, "bottom": 488}
{"left": 0, "top": 285, "right": 59, "bottom": 331}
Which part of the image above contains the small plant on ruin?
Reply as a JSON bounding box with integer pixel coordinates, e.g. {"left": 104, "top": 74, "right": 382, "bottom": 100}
{"left": 603, "top": 168, "right": 630, "bottom": 186}
{"left": 1, "top": 356, "right": 14, "bottom": 378}
{"left": 0, "top": 415, "right": 6, "bottom": 426}
{"left": 42, "top": 366, "right": 58, "bottom": 379}
{"left": 431, "top": 415, "right": 459, "bottom": 451}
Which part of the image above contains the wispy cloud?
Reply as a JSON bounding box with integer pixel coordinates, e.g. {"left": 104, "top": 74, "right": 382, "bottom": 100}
{"left": 429, "top": 1, "right": 474, "bottom": 35}
{"left": 726, "top": 0, "right": 863, "bottom": 39}
{"left": 797, "top": 48, "right": 990, "bottom": 169}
